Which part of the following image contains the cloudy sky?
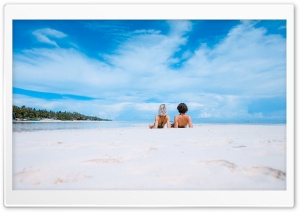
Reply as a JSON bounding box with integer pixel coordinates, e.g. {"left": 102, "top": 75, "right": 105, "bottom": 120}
{"left": 13, "top": 20, "right": 286, "bottom": 123}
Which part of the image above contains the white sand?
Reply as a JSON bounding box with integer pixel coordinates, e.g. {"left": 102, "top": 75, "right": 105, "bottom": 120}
{"left": 12, "top": 124, "right": 286, "bottom": 190}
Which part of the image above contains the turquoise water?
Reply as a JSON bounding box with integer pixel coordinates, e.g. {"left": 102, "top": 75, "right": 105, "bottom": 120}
{"left": 12, "top": 121, "right": 284, "bottom": 132}
{"left": 12, "top": 121, "right": 147, "bottom": 132}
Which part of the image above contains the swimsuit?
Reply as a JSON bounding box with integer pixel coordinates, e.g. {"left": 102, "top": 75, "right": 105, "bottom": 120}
{"left": 157, "top": 116, "right": 166, "bottom": 128}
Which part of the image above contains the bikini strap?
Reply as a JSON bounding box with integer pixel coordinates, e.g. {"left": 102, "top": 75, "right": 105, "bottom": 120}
{"left": 160, "top": 115, "right": 166, "bottom": 126}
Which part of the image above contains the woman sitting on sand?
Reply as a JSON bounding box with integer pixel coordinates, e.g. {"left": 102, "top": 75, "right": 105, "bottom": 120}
{"left": 173, "top": 103, "right": 193, "bottom": 128}
{"left": 149, "top": 104, "right": 171, "bottom": 129}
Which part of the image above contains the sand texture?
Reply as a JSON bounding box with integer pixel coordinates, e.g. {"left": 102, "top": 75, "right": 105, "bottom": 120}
{"left": 12, "top": 124, "right": 286, "bottom": 190}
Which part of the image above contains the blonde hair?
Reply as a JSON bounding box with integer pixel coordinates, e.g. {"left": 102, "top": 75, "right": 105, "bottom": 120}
{"left": 158, "top": 104, "right": 167, "bottom": 116}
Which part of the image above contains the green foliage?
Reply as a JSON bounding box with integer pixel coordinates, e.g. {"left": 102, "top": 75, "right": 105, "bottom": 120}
{"left": 13, "top": 105, "right": 111, "bottom": 121}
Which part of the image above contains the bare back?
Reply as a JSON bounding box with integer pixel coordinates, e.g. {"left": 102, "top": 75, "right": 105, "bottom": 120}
{"left": 152, "top": 115, "right": 171, "bottom": 128}
{"left": 174, "top": 114, "right": 193, "bottom": 128}
{"left": 157, "top": 115, "right": 167, "bottom": 127}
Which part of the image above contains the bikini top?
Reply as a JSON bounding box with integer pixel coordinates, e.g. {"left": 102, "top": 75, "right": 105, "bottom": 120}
{"left": 157, "top": 115, "right": 166, "bottom": 128}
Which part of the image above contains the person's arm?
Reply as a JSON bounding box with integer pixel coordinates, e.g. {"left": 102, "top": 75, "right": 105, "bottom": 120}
{"left": 188, "top": 116, "right": 193, "bottom": 128}
{"left": 174, "top": 116, "right": 178, "bottom": 128}
{"left": 166, "top": 116, "right": 171, "bottom": 128}
{"left": 153, "top": 116, "right": 159, "bottom": 128}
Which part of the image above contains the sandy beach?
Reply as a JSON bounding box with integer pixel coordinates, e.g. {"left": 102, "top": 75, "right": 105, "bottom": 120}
{"left": 12, "top": 124, "right": 286, "bottom": 190}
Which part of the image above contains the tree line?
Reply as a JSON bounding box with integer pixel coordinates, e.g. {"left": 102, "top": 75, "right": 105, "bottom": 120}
{"left": 13, "top": 105, "right": 111, "bottom": 121}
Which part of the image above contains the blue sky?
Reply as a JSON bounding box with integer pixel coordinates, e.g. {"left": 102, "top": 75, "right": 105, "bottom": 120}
{"left": 13, "top": 20, "right": 286, "bottom": 123}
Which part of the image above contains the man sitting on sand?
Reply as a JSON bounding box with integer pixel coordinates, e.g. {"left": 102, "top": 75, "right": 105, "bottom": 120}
{"left": 172, "top": 103, "right": 193, "bottom": 128}
{"left": 149, "top": 104, "right": 171, "bottom": 129}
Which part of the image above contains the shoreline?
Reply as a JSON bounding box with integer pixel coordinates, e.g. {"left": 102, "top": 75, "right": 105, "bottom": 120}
{"left": 12, "top": 119, "right": 286, "bottom": 124}
{"left": 13, "top": 119, "right": 112, "bottom": 123}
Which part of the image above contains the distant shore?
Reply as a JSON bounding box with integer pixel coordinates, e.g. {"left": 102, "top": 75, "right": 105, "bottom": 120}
{"left": 13, "top": 118, "right": 111, "bottom": 122}
{"left": 13, "top": 105, "right": 111, "bottom": 121}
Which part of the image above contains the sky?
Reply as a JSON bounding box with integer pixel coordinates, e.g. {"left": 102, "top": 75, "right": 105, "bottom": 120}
{"left": 12, "top": 20, "right": 287, "bottom": 123}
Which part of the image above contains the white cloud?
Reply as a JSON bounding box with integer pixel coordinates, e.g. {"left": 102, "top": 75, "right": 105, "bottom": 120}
{"left": 13, "top": 93, "right": 275, "bottom": 122}
{"left": 13, "top": 21, "right": 286, "bottom": 122}
{"left": 167, "top": 20, "right": 192, "bottom": 37}
{"left": 32, "top": 28, "right": 67, "bottom": 47}
{"left": 182, "top": 21, "right": 286, "bottom": 97}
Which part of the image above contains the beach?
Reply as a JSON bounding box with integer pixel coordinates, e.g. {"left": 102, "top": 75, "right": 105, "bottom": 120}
{"left": 12, "top": 124, "right": 286, "bottom": 190}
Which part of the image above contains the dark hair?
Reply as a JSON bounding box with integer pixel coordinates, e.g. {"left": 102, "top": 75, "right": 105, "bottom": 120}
{"left": 177, "top": 103, "right": 188, "bottom": 113}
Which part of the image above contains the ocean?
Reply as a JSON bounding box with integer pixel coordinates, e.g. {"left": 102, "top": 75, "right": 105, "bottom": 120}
{"left": 12, "top": 121, "right": 284, "bottom": 132}
{"left": 12, "top": 121, "right": 150, "bottom": 132}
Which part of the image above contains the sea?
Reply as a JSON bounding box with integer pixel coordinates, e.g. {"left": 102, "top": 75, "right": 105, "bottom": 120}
{"left": 12, "top": 121, "right": 285, "bottom": 132}
{"left": 12, "top": 121, "right": 149, "bottom": 132}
